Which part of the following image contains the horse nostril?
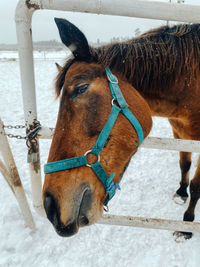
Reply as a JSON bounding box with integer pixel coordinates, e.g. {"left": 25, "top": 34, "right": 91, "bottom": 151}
{"left": 78, "top": 187, "right": 92, "bottom": 226}
{"left": 43, "top": 192, "right": 60, "bottom": 225}
{"left": 79, "top": 215, "right": 89, "bottom": 225}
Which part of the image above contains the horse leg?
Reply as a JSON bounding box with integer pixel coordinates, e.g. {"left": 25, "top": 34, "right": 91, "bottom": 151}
{"left": 168, "top": 120, "right": 191, "bottom": 203}
{"left": 174, "top": 151, "right": 191, "bottom": 203}
{"left": 174, "top": 156, "right": 200, "bottom": 239}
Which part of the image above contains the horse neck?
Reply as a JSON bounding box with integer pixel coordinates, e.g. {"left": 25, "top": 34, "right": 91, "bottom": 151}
{"left": 92, "top": 26, "right": 200, "bottom": 117}
{"left": 92, "top": 42, "right": 173, "bottom": 116}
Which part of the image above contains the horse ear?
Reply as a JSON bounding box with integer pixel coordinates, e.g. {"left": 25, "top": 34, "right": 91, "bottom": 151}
{"left": 55, "top": 62, "right": 63, "bottom": 71}
{"left": 54, "top": 18, "right": 91, "bottom": 62}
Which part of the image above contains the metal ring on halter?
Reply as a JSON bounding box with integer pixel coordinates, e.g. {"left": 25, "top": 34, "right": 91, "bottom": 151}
{"left": 103, "top": 205, "right": 109, "bottom": 212}
{"left": 84, "top": 150, "right": 100, "bottom": 167}
{"left": 106, "top": 73, "right": 118, "bottom": 84}
{"left": 111, "top": 99, "right": 120, "bottom": 107}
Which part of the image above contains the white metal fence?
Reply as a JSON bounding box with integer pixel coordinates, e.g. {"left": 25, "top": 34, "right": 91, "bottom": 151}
{"left": 1, "top": 0, "right": 199, "bottom": 232}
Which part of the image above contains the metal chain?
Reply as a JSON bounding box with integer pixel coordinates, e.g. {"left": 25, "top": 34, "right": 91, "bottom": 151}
{"left": 26, "top": 125, "right": 42, "bottom": 147}
{"left": 4, "top": 125, "right": 25, "bottom": 129}
{"left": 4, "top": 123, "right": 55, "bottom": 141}
{"left": 6, "top": 133, "right": 26, "bottom": 140}
{"left": 3, "top": 124, "right": 26, "bottom": 140}
{"left": 3, "top": 121, "right": 51, "bottom": 163}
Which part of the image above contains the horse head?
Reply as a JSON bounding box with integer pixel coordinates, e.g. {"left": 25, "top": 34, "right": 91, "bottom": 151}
{"left": 42, "top": 18, "right": 152, "bottom": 237}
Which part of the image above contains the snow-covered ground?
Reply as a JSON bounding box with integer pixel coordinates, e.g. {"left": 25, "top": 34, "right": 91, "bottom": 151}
{"left": 0, "top": 50, "right": 68, "bottom": 61}
{"left": 0, "top": 52, "right": 200, "bottom": 267}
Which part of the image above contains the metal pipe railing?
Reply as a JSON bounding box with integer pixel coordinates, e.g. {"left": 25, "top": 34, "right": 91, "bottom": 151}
{"left": 27, "top": 0, "right": 200, "bottom": 24}
{"left": 14, "top": 0, "right": 200, "bottom": 230}
{"left": 38, "top": 127, "right": 200, "bottom": 153}
{"left": 99, "top": 214, "right": 200, "bottom": 233}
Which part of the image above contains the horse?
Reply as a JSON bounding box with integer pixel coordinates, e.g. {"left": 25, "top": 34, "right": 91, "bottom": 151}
{"left": 42, "top": 18, "right": 152, "bottom": 237}
{"left": 43, "top": 18, "right": 200, "bottom": 239}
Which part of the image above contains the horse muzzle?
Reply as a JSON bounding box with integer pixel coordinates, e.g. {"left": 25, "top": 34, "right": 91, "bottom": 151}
{"left": 43, "top": 183, "right": 92, "bottom": 237}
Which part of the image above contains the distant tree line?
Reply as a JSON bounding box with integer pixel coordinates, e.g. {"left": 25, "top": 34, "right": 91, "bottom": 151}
{"left": 0, "top": 40, "right": 64, "bottom": 51}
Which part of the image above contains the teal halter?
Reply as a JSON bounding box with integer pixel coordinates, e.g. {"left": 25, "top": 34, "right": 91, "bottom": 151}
{"left": 44, "top": 68, "right": 144, "bottom": 205}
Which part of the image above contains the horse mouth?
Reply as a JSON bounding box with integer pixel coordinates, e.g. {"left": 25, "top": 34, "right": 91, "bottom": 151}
{"left": 53, "top": 186, "right": 92, "bottom": 237}
{"left": 55, "top": 221, "right": 79, "bottom": 237}
{"left": 54, "top": 215, "right": 89, "bottom": 237}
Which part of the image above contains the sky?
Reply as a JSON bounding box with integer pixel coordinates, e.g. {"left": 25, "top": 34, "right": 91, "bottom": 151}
{"left": 0, "top": 0, "right": 198, "bottom": 44}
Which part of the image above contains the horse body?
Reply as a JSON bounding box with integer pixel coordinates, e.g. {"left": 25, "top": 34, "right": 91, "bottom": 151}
{"left": 43, "top": 19, "right": 200, "bottom": 238}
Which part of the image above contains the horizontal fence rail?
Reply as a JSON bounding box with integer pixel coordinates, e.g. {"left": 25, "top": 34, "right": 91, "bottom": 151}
{"left": 99, "top": 214, "right": 200, "bottom": 233}
{"left": 141, "top": 137, "right": 200, "bottom": 153}
{"left": 38, "top": 127, "right": 200, "bottom": 153}
{"left": 23, "top": 0, "right": 200, "bottom": 24}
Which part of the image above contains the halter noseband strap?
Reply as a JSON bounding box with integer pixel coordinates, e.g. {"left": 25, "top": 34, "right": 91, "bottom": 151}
{"left": 44, "top": 67, "right": 144, "bottom": 205}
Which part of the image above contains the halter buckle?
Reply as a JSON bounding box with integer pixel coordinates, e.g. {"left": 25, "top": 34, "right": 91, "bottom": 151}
{"left": 84, "top": 150, "right": 100, "bottom": 167}
{"left": 106, "top": 73, "right": 118, "bottom": 84}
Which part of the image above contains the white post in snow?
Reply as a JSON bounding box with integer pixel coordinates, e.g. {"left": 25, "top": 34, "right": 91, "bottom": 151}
{"left": 0, "top": 119, "right": 36, "bottom": 230}
{"left": 15, "top": 0, "right": 45, "bottom": 217}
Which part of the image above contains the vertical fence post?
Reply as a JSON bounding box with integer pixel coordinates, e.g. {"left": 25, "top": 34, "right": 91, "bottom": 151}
{"left": 15, "top": 0, "right": 45, "bottom": 216}
{"left": 0, "top": 119, "right": 35, "bottom": 229}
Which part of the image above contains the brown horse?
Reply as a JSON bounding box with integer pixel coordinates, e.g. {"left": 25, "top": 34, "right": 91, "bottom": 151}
{"left": 43, "top": 18, "right": 200, "bottom": 239}
{"left": 42, "top": 18, "right": 152, "bottom": 237}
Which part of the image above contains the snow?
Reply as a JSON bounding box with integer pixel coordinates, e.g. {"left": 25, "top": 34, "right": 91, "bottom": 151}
{"left": 0, "top": 50, "right": 68, "bottom": 61}
{"left": 1, "top": 52, "right": 200, "bottom": 267}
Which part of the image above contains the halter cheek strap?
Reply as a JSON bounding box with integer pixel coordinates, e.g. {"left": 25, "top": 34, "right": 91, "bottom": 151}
{"left": 44, "top": 67, "right": 144, "bottom": 205}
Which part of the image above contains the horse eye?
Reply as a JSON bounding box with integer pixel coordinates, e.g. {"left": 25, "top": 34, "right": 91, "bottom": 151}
{"left": 71, "top": 84, "right": 89, "bottom": 99}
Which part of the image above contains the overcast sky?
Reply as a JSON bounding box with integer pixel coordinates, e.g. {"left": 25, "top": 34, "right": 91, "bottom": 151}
{"left": 0, "top": 0, "right": 198, "bottom": 44}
